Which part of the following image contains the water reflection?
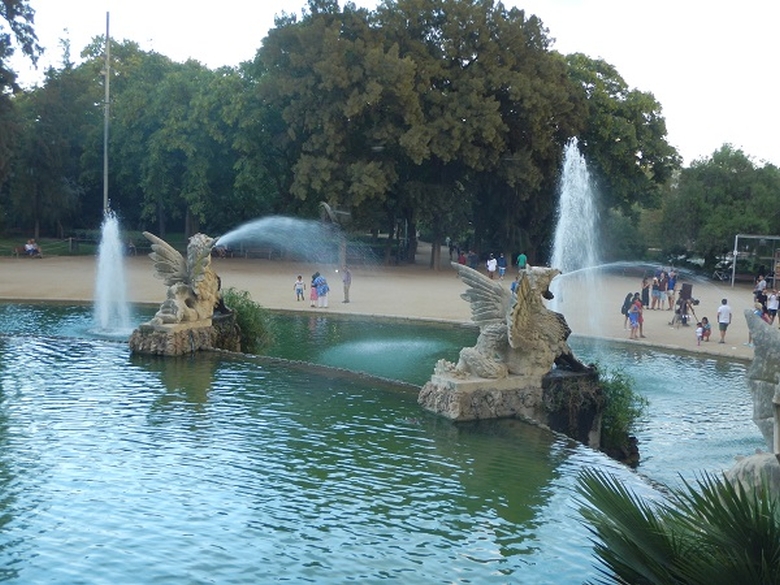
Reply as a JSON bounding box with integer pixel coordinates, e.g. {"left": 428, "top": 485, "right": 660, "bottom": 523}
{"left": 0, "top": 303, "right": 767, "bottom": 583}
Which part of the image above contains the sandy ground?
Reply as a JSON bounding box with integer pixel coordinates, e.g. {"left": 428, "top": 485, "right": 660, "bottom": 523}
{"left": 0, "top": 244, "right": 761, "bottom": 361}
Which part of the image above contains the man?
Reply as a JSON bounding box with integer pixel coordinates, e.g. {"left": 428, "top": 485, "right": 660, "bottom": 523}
{"left": 486, "top": 254, "right": 497, "bottom": 279}
{"left": 341, "top": 265, "right": 352, "bottom": 303}
{"left": 516, "top": 251, "right": 527, "bottom": 271}
{"left": 716, "top": 298, "right": 732, "bottom": 344}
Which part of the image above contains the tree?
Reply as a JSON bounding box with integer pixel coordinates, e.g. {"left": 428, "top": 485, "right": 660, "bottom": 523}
{"left": 0, "top": 0, "right": 41, "bottom": 187}
{"left": 661, "top": 145, "right": 780, "bottom": 264}
{"left": 566, "top": 54, "right": 681, "bottom": 215}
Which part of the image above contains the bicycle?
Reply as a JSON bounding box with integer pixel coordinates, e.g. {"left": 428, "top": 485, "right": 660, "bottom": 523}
{"left": 712, "top": 269, "right": 730, "bottom": 281}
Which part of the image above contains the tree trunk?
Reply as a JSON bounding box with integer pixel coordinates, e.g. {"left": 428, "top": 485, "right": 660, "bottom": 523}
{"left": 429, "top": 235, "right": 441, "bottom": 270}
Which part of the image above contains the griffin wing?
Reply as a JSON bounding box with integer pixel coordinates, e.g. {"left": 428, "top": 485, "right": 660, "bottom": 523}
{"left": 453, "top": 262, "right": 512, "bottom": 325}
{"left": 186, "top": 233, "right": 215, "bottom": 295}
{"left": 143, "top": 231, "right": 188, "bottom": 286}
{"left": 508, "top": 273, "right": 532, "bottom": 348}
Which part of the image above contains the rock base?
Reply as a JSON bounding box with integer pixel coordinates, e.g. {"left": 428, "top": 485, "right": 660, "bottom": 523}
{"left": 129, "top": 313, "right": 240, "bottom": 356}
{"left": 419, "top": 368, "right": 602, "bottom": 447}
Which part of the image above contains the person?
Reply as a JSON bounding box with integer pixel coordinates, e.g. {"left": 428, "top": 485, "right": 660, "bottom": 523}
{"left": 510, "top": 275, "right": 521, "bottom": 295}
{"left": 632, "top": 292, "right": 646, "bottom": 338}
{"left": 716, "top": 298, "right": 732, "bottom": 344}
{"left": 516, "top": 251, "right": 527, "bottom": 272}
{"left": 309, "top": 274, "right": 318, "bottom": 307}
{"left": 656, "top": 271, "right": 668, "bottom": 310}
{"left": 695, "top": 322, "right": 703, "bottom": 345}
{"left": 457, "top": 251, "right": 467, "bottom": 265}
{"left": 650, "top": 276, "right": 660, "bottom": 310}
{"left": 24, "top": 239, "right": 42, "bottom": 258}
{"left": 640, "top": 276, "right": 651, "bottom": 308}
{"left": 700, "top": 316, "right": 712, "bottom": 342}
{"left": 497, "top": 253, "right": 507, "bottom": 280}
{"left": 486, "top": 254, "right": 497, "bottom": 279}
{"left": 468, "top": 250, "right": 479, "bottom": 270}
{"left": 753, "top": 274, "right": 767, "bottom": 301}
{"left": 627, "top": 300, "right": 641, "bottom": 339}
{"left": 341, "top": 265, "right": 352, "bottom": 303}
{"left": 620, "top": 292, "right": 634, "bottom": 329}
{"left": 313, "top": 272, "right": 330, "bottom": 308}
{"left": 767, "top": 289, "right": 779, "bottom": 324}
{"left": 666, "top": 270, "right": 677, "bottom": 310}
{"left": 293, "top": 275, "right": 306, "bottom": 302}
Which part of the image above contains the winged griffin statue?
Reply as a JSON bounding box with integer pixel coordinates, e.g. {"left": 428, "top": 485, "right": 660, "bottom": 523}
{"left": 143, "top": 231, "right": 221, "bottom": 326}
{"left": 437, "top": 262, "right": 588, "bottom": 380}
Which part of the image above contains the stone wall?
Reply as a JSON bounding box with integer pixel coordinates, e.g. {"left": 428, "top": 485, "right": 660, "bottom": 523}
{"left": 418, "top": 368, "right": 603, "bottom": 448}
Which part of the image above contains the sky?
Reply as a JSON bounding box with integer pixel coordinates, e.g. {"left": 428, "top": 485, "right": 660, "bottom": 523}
{"left": 9, "top": 0, "right": 780, "bottom": 168}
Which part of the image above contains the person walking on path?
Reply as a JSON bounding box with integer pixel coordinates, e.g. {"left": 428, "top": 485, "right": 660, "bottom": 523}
{"left": 516, "top": 251, "right": 527, "bottom": 272}
{"left": 497, "top": 254, "right": 507, "bottom": 280}
{"left": 341, "top": 265, "right": 352, "bottom": 303}
{"left": 716, "top": 298, "right": 732, "bottom": 344}
{"left": 486, "top": 254, "right": 497, "bottom": 279}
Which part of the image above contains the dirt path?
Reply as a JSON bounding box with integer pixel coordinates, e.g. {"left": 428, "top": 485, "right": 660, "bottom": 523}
{"left": 0, "top": 245, "right": 758, "bottom": 361}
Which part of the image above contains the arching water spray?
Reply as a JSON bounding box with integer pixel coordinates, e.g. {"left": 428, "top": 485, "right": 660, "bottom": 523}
{"left": 215, "top": 216, "right": 378, "bottom": 266}
{"left": 93, "top": 212, "right": 131, "bottom": 336}
{"left": 549, "top": 138, "right": 602, "bottom": 331}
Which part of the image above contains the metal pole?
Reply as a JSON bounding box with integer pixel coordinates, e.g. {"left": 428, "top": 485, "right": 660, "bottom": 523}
{"left": 103, "top": 12, "right": 110, "bottom": 215}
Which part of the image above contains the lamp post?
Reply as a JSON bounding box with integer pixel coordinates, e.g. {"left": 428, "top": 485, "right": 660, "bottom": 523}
{"left": 103, "top": 12, "right": 110, "bottom": 215}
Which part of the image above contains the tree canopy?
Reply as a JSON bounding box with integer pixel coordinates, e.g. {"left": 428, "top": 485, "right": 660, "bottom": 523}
{"left": 0, "top": 0, "right": 692, "bottom": 265}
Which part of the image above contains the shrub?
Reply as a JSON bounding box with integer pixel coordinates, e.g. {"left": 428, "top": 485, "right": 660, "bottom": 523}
{"left": 578, "top": 468, "right": 780, "bottom": 585}
{"left": 221, "top": 287, "right": 274, "bottom": 354}
{"left": 598, "top": 366, "right": 648, "bottom": 450}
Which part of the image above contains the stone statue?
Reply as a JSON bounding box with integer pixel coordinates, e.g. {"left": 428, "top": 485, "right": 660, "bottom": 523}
{"left": 743, "top": 309, "right": 780, "bottom": 457}
{"left": 419, "top": 263, "right": 599, "bottom": 438}
{"left": 723, "top": 310, "right": 780, "bottom": 496}
{"left": 144, "top": 231, "right": 220, "bottom": 326}
{"left": 435, "top": 262, "right": 587, "bottom": 380}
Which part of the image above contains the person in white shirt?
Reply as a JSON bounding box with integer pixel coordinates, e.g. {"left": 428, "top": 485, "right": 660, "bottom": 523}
{"left": 486, "top": 254, "right": 497, "bottom": 279}
{"left": 716, "top": 298, "right": 732, "bottom": 344}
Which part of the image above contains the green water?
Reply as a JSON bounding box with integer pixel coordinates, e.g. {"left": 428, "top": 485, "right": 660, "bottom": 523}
{"left": 0, "top": 304, "right": 764, "bottom": 583}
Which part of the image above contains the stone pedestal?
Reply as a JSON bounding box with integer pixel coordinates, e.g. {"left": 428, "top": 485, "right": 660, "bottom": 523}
{"left": 419, "top": 368, "right": 602, "bottom": 447}
{"left": 129, "top": 312, "right": 240, "bottom": 356}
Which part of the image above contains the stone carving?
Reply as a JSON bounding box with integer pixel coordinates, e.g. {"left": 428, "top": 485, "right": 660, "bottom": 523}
{"left": 419, "top": 263, "right": 598, "bottom": 437}
{"left": 743, "top": 309, "right": 780, "bottom": 457}
{"left": 726, "top": 310, "right": 780, "bottom": 497}
{"left": 435, "top": 263, "right": 587, "bottom": 381}
{"left": 129, "top": 232, "right": 239, "bottom": 356}
{"left": 144, "top": 231, "right": 220, "bottom": 326}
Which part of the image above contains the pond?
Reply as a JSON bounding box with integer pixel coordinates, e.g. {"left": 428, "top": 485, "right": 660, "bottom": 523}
{"left": 0, "top": 304, "right": 764, "bottom": 584}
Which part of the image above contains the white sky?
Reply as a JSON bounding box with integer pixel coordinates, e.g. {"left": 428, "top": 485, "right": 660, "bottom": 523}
{"left": 10, "top": 0, "right": 780, "bottom": 168}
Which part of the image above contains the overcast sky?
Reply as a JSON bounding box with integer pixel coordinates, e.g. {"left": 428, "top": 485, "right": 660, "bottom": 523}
{"left": 11, "top": 0, "right": 780, "bottom": 168}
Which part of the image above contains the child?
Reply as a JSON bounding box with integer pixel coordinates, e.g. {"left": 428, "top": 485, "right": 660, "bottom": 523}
{"left": 293, "top": 275, "right": 306, "bottom": 301}
{"left": 628, "top": 303, "right": 640, "bottom": 339}
{"left": 695, "top": 322, "right": 703, "bottom": 345}
{"left": 701, "top": 317, "right": 711, "bottom": 342}
{"left": 309, "top": 275, "right": 318, "bottom": 307}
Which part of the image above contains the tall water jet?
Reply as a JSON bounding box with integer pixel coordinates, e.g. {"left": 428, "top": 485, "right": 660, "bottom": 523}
{"left": 93, "top": 213, "right": 131, "bottom": 335}
{"left": 549, "top": 138, "right": 602, "bottom": 329}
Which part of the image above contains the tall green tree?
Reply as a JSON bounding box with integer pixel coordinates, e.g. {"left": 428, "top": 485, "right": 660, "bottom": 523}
{"left": 6, "top": 60, "right": 98, "bottom": 237}
{"left": 1, "top": 0, "right": 41, "bottom": 188}
{"left": 566, "top": 54, "right": 681, "bottom": 215}
{"left": 662, "top": 145, "right": 780, "bottom": 264}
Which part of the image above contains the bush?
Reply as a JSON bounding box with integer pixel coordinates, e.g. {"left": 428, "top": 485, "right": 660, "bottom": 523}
{"left": 598, "top": 366, "right": 648, "bottom": 450}
{"left": 221, "top": 288, "right": 274, "bottom": 354}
